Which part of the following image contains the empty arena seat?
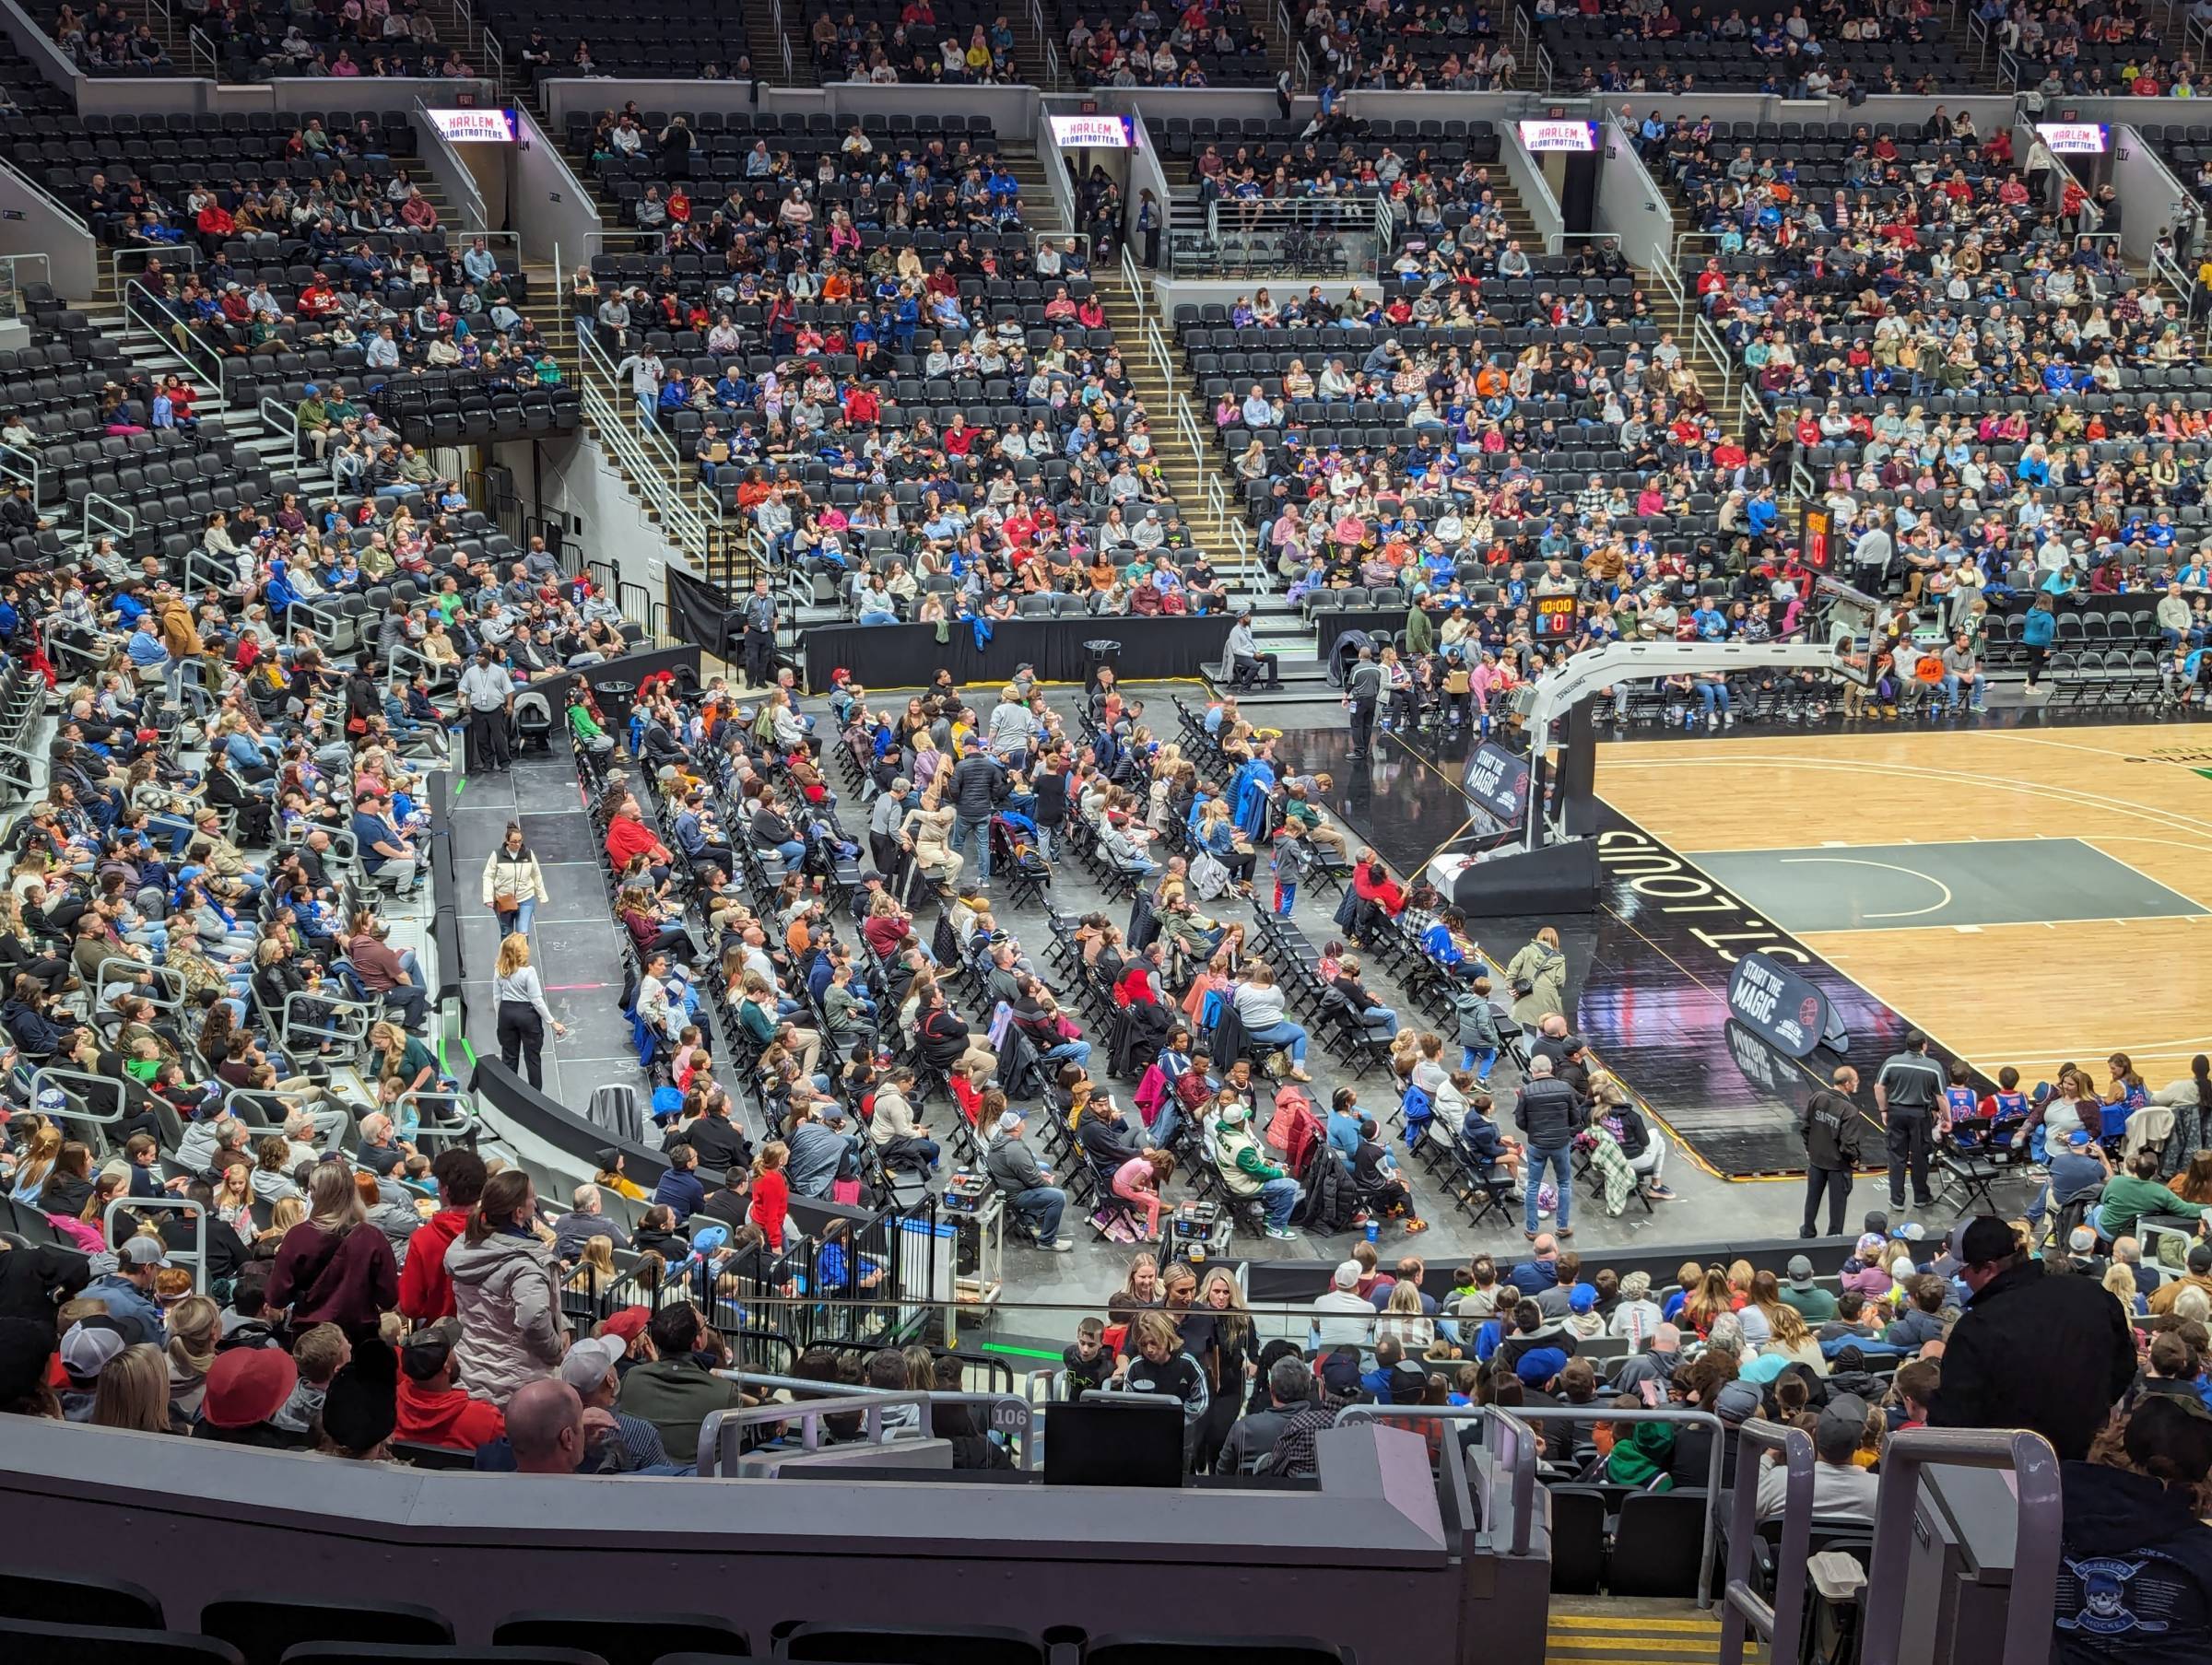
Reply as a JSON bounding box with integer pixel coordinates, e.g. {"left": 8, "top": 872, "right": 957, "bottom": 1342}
{"left": 0, "top": 1565, "right": 166, "bottom": 1629}
{"left": 0, "top": 1618, "right": 242, "bottom": 1665}
{"left": 773, "top": 1623, "right": 1044, "bottom": 1665}
{"left": 200, "top": 1597, "right": 456, "bottom": 1665}
{"left": 493, "top": 1614, "right": 751, "bottom": 1665}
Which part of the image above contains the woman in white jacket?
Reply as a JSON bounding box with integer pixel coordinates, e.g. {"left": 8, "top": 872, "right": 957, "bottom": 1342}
{"left": 481, "top": 822, "right": 551, "bottom": 938}
{"left": 443, "top": 1169, "right": 568, "bottom": 1406}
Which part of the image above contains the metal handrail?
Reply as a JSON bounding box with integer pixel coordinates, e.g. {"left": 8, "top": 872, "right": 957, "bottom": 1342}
{"left": 698, "top": 1389, "right": 933, "bottom": 1474}
{"left": 1719, "top": 1417, "right": 1818, "bottom": 1665}
{"left": 187, "top": 22, "right": 218, "bottom": 79}
{"left": 0, "top": 440, "right": 39, "bottom": 507}
{"left": 1535, "top": 39, "right": 1553, "bottom": 93}
{"left": 770, "top": 0, "right": 794, "bottom": 85}
{"left": 109, "top": 1195, "right": 207, "bottom": 1294}
{"left": 82, "top": 490, "right": 136, "bottom": 548}
{"left": 106, "top": 243, "right": 198, "bottom": 299}
{"left": 0, "top": 157, "right": 89, "bottom": 240}
{"left": 571, "top": 318, "right": 721, "bottom": 571}
{"left": 124, "top": 277, "right": 234, "bottom": 412}
{"left": 258, "top": 396, "right": 303, "bottom": 470}
{"left": 1859, "top": 1428, "right": 2063, "bottom": 1665}
{"left": 1693, "top": 312, "right": 1737, "bottom": 407}
{"left": 723, "top": 1370, "right": 1039, "bottom": 1464}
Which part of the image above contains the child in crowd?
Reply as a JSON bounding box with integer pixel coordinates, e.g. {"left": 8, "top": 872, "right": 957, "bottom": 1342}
{"left": 1064, "top": 1316, "right": 1113, "bottom": 1393}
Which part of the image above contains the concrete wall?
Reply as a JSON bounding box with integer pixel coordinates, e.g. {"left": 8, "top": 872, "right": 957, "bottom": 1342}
{"left": 509, "top": 100, "right": 603, "bottom": 266}
{"left": 1594, "top": 110, "right": 1675, "bottom": 276}
{"left": 1500, "top": 119, "right": 1567, "bottom": 251}
{"left": 2112, "top": 125, "right": 2200, "bottom": 263}
{"left": 0, "top": 159, "right": 98, "bottom": 298}
{"left": 500, "top": 430, "right": 696, "bottom": 602}
{"left": 543, "top": 78, "right": 1042, "bottom": 140}
{"left": 0, "top": 0, "right": 80, "bottom": 94}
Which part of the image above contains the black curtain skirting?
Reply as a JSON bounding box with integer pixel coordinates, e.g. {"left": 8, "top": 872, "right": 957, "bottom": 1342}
{"left": 798, "top": 616, "right": 1241, "bottom": 690}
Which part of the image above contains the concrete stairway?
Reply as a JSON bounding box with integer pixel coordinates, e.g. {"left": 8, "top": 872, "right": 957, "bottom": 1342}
{"left": 745, "top": 0, "right": 814, "bottom": 86}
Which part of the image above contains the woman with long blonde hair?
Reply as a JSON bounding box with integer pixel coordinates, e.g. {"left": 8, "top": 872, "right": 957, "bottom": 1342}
{"left": 7, "top": 1121, "right": 62, "bottom": 1204}
{"left": 92, "top": 1343, "right": 175, "bottom": 1433}
{"left": 493, "top": 932, "right": 564, "bottom": 1089}
{"left": 166, "top": 1294, "right": 221, "bottom": 1418}
{"left": 567, "top": 1234, "right": 618, "bottom": 1294}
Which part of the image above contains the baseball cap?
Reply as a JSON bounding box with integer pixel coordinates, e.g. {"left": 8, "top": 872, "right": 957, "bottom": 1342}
{"left": 1959, "top": 1214, "right": 2019, "bottom": 1266}
{"left": 995, "top": 1108, "right": 1025, "bottom": 1134}
{"left": 1331, "top": 1260, "right": 1362, "bottom": 1291}
{"left": 201, "top": 1348, "right": 299, "bottom": 1429}
{"left": 601, "top": 1307, "right": 652, "bottom": 1346}
{"left": 1816, "top": 1394, "right": 1871, "bottom": 1463}
{"left": 1569, "top": 1283, "right": 1597, "bottom": 1314}
{"left": 117, "top": 1237, "right": 171, "bottom": 1269}
{"left": 1317, "top": 1346, "right": 1361, "bottom": 1396}
{"left": 1786, "top": 1255, "right": 1817, "bottom": 1289}
{"left": 2189, "top": 1244, "right": 2212, "bottom": 1276}
{"left": 558, "top": 1334, "right": 627, "bottom": 1391}
{"left": 2068, "top": 1128, "right": 2093, "bottom": 1147}
{"left": 59, "top": 1318, "right": 129, "bottom": 1381}
{"left": 1515, "top": 1344, "right": 1570, "bottom": 1386}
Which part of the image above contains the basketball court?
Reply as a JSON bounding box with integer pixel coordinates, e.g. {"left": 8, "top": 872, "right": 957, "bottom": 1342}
{"left": 1595, "top": 724, "right": 2212, "bottom": 1086}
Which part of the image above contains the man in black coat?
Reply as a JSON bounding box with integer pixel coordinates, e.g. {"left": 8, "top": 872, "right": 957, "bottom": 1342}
{"left": 0, "top": 1237, "right": 91, "bottom": 1335}
{"left": 1798, "top": 1063, "right": 1869, "bottom": 1239}
{"left": 1929, "top": 1214, "right": 2137, "bottom": 1460}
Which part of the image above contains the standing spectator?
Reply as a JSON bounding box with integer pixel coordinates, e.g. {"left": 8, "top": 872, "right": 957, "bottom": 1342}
{"left": 482, "top": 822, "right": 551, "bottom": 939}
{"left": 265, "top": 1163, "right": 399, "bottom": 1340}
{"left": 1513, "top": 1055, "right": 1587, "bottom": 1241}
{"left": 443, "top": 1169, "right": 567, "bottom": 1406}
{"left": 398, "top": 1149, "right": 488, "bottom": 1320}
{"left": 1930, "top": 1215, "right": 2136, "bottom": 1461}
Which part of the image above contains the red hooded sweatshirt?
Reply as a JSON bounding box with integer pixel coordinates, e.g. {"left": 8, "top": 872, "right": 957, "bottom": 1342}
{"left": 397, "top": 1208, "right": 470, "bottom": 1319}
{"left": 395, "top": 1376, "right": 507, "bottom": 1450}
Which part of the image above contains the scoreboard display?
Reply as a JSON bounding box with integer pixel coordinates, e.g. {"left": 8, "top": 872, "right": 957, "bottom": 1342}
{"left": 1534, "top": 592, "right": 1580, "bottom": 639}
{"left": 1800, "top": 505, "right": 1833, "bottom": 571}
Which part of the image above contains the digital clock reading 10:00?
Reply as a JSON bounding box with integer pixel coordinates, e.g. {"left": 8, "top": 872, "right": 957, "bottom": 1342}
{"left": 1535, "top": 593, "right": 1580, "bottom": 639}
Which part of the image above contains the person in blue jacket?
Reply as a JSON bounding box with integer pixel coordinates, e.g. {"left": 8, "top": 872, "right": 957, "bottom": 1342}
{"left": 2022, "top": 593, "right": 2058, "bottom": 692}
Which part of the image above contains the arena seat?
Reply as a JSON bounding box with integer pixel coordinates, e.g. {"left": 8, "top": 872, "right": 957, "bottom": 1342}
{"left": 199, "top": 1597, "right": 456, "bottom": 1665}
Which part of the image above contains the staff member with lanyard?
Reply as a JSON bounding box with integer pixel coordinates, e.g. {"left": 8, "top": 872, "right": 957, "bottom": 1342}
{"left": 458, "top": 649, "right": 515, "bottom": 777}
{"left": 742, "top": 574, "right": 778, "bottom": 690}
{"left": 1875, "top": 1029, "right": 1945, "bottom": 1215}
{"left": 1798, "top": 1064, "right": 1869, "bottom": 1238}
{"left": 1344, "top": 644, "right": 1383, "bottom": 760}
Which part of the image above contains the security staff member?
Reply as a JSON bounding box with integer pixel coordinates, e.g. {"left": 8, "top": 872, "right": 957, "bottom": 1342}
{"left": 1875, "top": 1029, "right": 1946, "bottom": 1214}
{"left": 1344, "top": 645, "right": 1383, "bottom": 760}
{"left": 457, "top": 650, "right": 515, "bottom": 776}
{"left": 1799, "top": 1064, "right": 1869, "bottom": 1238}
{"left": 742, "top": 575, "right": 778, "bottom": 690}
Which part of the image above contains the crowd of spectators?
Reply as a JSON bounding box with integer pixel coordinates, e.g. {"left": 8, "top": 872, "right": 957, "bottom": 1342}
{"left": 46, "top": 0, "right": 478, "bottom": 78}
{"left": 1058, "top": 0, "right": 1272, "bottom": 87}
{"left": 809, "top": 4, "right": 1025, "bottom": 85}
{"left": 1300, "top": 0, "right": 1518, "bottom": 92}
{"left": 1652, "top": 109, "right": 2212, "bottom": 698}
{"left": 1534, "top": 0, "right": 1971, "bottom": 99}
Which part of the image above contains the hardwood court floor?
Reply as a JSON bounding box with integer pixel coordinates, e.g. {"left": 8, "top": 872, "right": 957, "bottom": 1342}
{"left": 1594, "top": 723, "right": 2212, "bottom": 1087}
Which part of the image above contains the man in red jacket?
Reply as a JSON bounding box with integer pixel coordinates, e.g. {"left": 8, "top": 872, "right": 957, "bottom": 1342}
{"left": 394, "top": 1330, "right": 507, "bottom": 1449}
{"left": 604, "top": 798, "right": 673, "bottom": 883}
{"left": 397, "top": 1149, "right": 487, "bottom": 1321}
